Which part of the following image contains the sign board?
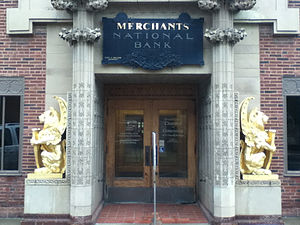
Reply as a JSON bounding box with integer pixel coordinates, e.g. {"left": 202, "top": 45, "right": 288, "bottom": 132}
{"left": 102, "top": 13, "right": 204, "bottom": 70}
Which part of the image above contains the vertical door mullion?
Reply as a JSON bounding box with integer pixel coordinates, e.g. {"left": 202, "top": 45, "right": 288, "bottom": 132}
{"left": 144, "top": 100, "right": 153, "bottom": 187}
{"left": 152, "top": 101, "right": 159, "bottom": 185}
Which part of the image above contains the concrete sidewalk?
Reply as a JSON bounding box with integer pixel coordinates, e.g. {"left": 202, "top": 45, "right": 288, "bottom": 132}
{"left": 0, "top": 217, "right": 300, "bottom": 224}
{"left": 0, "top": 219, "right": 21, "bottom": 225}
{"left": 283, "top": 216, "right": 300, "bottom": 225}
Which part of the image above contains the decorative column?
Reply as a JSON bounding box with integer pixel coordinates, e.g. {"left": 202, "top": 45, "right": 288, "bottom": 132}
{"left": 198, "top": 0, "right": 255, "bottom": 222}
{"left": 51, "top": 0, "right": 108, "bottom": 221}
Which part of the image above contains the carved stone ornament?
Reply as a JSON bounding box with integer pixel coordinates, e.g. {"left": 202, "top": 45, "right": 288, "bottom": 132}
{"left": 51, "top": 0, "right": 108, "bottom": 11}
{"left": 198, "top": 0, "right": 220, "bottom": 11}
{"left": 229, "top": 0, "right": 256, "bottom": 11}
{"left": 59, "top": 27, "right": 101, "bottom": 45}
{"left": 0, "top": 78, "right": 24, "bottom": 95}
{"left": 120, "top": 51, "right": 182, "bottom": 70}
{"left": 283, "top": 78, "right": 300, "bottom": 95}
{"left": 204, "top": 28, "right": 247, "bottom": 45}
{"left": 198, "top": 0, "right": 256, "bottom": 11}
{"left": 51, "top": 0, "right": 77, "bottom": 11}
{"left": 86, "top": 0, "right": 108, "bottom": 10}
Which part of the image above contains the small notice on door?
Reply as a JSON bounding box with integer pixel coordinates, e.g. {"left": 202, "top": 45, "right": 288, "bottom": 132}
{"left": 159, "top": 140, "right": 165, "bottom": 153}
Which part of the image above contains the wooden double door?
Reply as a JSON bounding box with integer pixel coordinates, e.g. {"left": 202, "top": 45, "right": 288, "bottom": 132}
{"left": 106, "top": 99, "right": 196, "bottom": 202}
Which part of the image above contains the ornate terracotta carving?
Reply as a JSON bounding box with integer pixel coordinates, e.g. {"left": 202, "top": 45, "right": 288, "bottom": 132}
{"left": 51, "top": 0, "right": 76, "bottom": 11}
{"left": 86, "top": 0, "right": 108, "bottom": 10}
{"left": 198, "top": 0, "right": 256, "bottom": 11}
{"left": 198, "top": 0, "right": 220, "bottom": 11}
{"left": 59, "top": 27, "right": 101, "bottom": 45}
{"left": 51, "top": 0, "right": 108, "bottom": 11}
{"left": 229, "top": 0, "right": 256, "bottom": 11}
{"left": 204, "top": 27, "right": 247, "bottom": 44}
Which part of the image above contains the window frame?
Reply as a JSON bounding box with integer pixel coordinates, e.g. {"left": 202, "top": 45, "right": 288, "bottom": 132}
{"left": 283, "top": 77, "right": 300, "bottom": 176}
{"left": 0, "top": 77, "right": 24, "bottom": 176}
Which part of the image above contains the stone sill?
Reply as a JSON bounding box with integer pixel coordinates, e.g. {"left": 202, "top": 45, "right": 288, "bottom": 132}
{"left": 0, "top": 172, "right": 22, "bottom": 177}
{"left": 284, "top": 171, "right": 300, "bottom": 177}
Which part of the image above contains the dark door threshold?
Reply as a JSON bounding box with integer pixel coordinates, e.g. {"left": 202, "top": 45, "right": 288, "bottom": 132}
{"left": 106, "top": 187, "right": 195, "bottom": 203}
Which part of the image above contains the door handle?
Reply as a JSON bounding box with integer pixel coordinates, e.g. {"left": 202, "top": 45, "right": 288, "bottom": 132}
{"left": 153, "top": 146, "right": 158, "bottom": 166}
{"left": 145, "top": 146, "right": 151, "bottom": 166}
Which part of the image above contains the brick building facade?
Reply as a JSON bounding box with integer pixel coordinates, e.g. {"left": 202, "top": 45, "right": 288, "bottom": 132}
{"left": 0, "top": 0, "right": 46, "bottom": 218}
{"left": 0, "top": 0, "right": 300, "bottom": 224}
{"left": 260, "top": 9, "right": 300, "bottom": 215}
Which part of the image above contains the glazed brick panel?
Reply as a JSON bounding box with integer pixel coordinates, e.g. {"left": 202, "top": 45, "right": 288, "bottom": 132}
{"left": 0, "top": 1, "right": 46, "bottom": 217}
{"left": 260, "top": 3, "right": 300, "bottom": 214}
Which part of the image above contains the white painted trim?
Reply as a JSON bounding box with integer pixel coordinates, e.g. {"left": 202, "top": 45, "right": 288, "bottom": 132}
{"left": 235, "top": 0, "right": 299, "bottom": 34}
{"left": 6, "top": 0, "right": 71, "bottom": 34}
{"left": 6, "top": 0, "right": 299, "bottom": 34}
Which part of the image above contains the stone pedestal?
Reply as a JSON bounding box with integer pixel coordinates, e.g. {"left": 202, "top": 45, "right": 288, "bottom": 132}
{"left": 234, "top": 176, "right": 282, "bottom": 225}
{"left": 236, "top": 184, "right": 281, "bottom": 216}
{"left": 21, "top": 179, "right": 71, "bottom": 225}
{"left": 23, "top": 179, "right": 70, "bottom": 215}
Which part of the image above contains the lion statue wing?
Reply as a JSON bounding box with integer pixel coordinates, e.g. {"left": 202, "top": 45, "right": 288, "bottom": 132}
{"left": 54, "top": 96, "right": 68, "bottom": 135}
{"left": 239, "top": 97, "right": 255, "bottom": 146}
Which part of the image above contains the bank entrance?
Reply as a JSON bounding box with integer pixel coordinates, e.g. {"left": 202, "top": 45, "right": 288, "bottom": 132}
{"left": 104, "top": 85, "right": 196, "bottom": 203}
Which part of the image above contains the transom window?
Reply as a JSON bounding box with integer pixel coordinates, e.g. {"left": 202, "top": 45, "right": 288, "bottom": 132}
{"left": 283, "top": 78, "right": 300, "bottom": 174}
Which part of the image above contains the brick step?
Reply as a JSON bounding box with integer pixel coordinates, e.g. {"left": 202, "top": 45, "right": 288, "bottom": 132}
{"left": 97, "top": 203, "right": 209, "bottom": 225}
{"left": 95, "top": 223, "right": 209, "bottom": 225}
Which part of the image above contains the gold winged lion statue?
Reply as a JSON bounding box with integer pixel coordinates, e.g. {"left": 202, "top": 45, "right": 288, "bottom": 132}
{"left": 239, "top": 97, "right": 277, "bottom": 176}
{"left": 29, "top": 96, "right": 67, "bottom": 178}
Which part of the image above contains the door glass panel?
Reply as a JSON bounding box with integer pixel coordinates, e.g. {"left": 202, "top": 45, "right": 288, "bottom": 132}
{"left": 115, "top": 110, "right": 144, "bottom": 177}
{"left": 0, "top": 97, "right": 2, "bottom": 169}
{"left": 159, "top": 110, "right": 187, "bottom": 178}
{"left": 287, "top": 96, "right": 300, "bottom": 170}
{"left": 4, "top": 96, "right": 20, "bottom": 170}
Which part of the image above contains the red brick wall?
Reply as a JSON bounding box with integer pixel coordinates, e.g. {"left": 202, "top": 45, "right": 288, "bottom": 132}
{"left": 0, "top": 1, "right": 46, "bottom": 217}
{"left": 260, "top": 0, "right": 300, "bottom": 216}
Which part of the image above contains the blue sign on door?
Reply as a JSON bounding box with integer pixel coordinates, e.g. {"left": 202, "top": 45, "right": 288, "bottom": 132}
{"left": 102, "top": 13, "right": 204, "bottom": 70}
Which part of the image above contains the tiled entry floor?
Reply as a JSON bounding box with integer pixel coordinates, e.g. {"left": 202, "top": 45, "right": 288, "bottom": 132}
{"left": 96, "top": 203, "right": 209, "bottom": 224}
